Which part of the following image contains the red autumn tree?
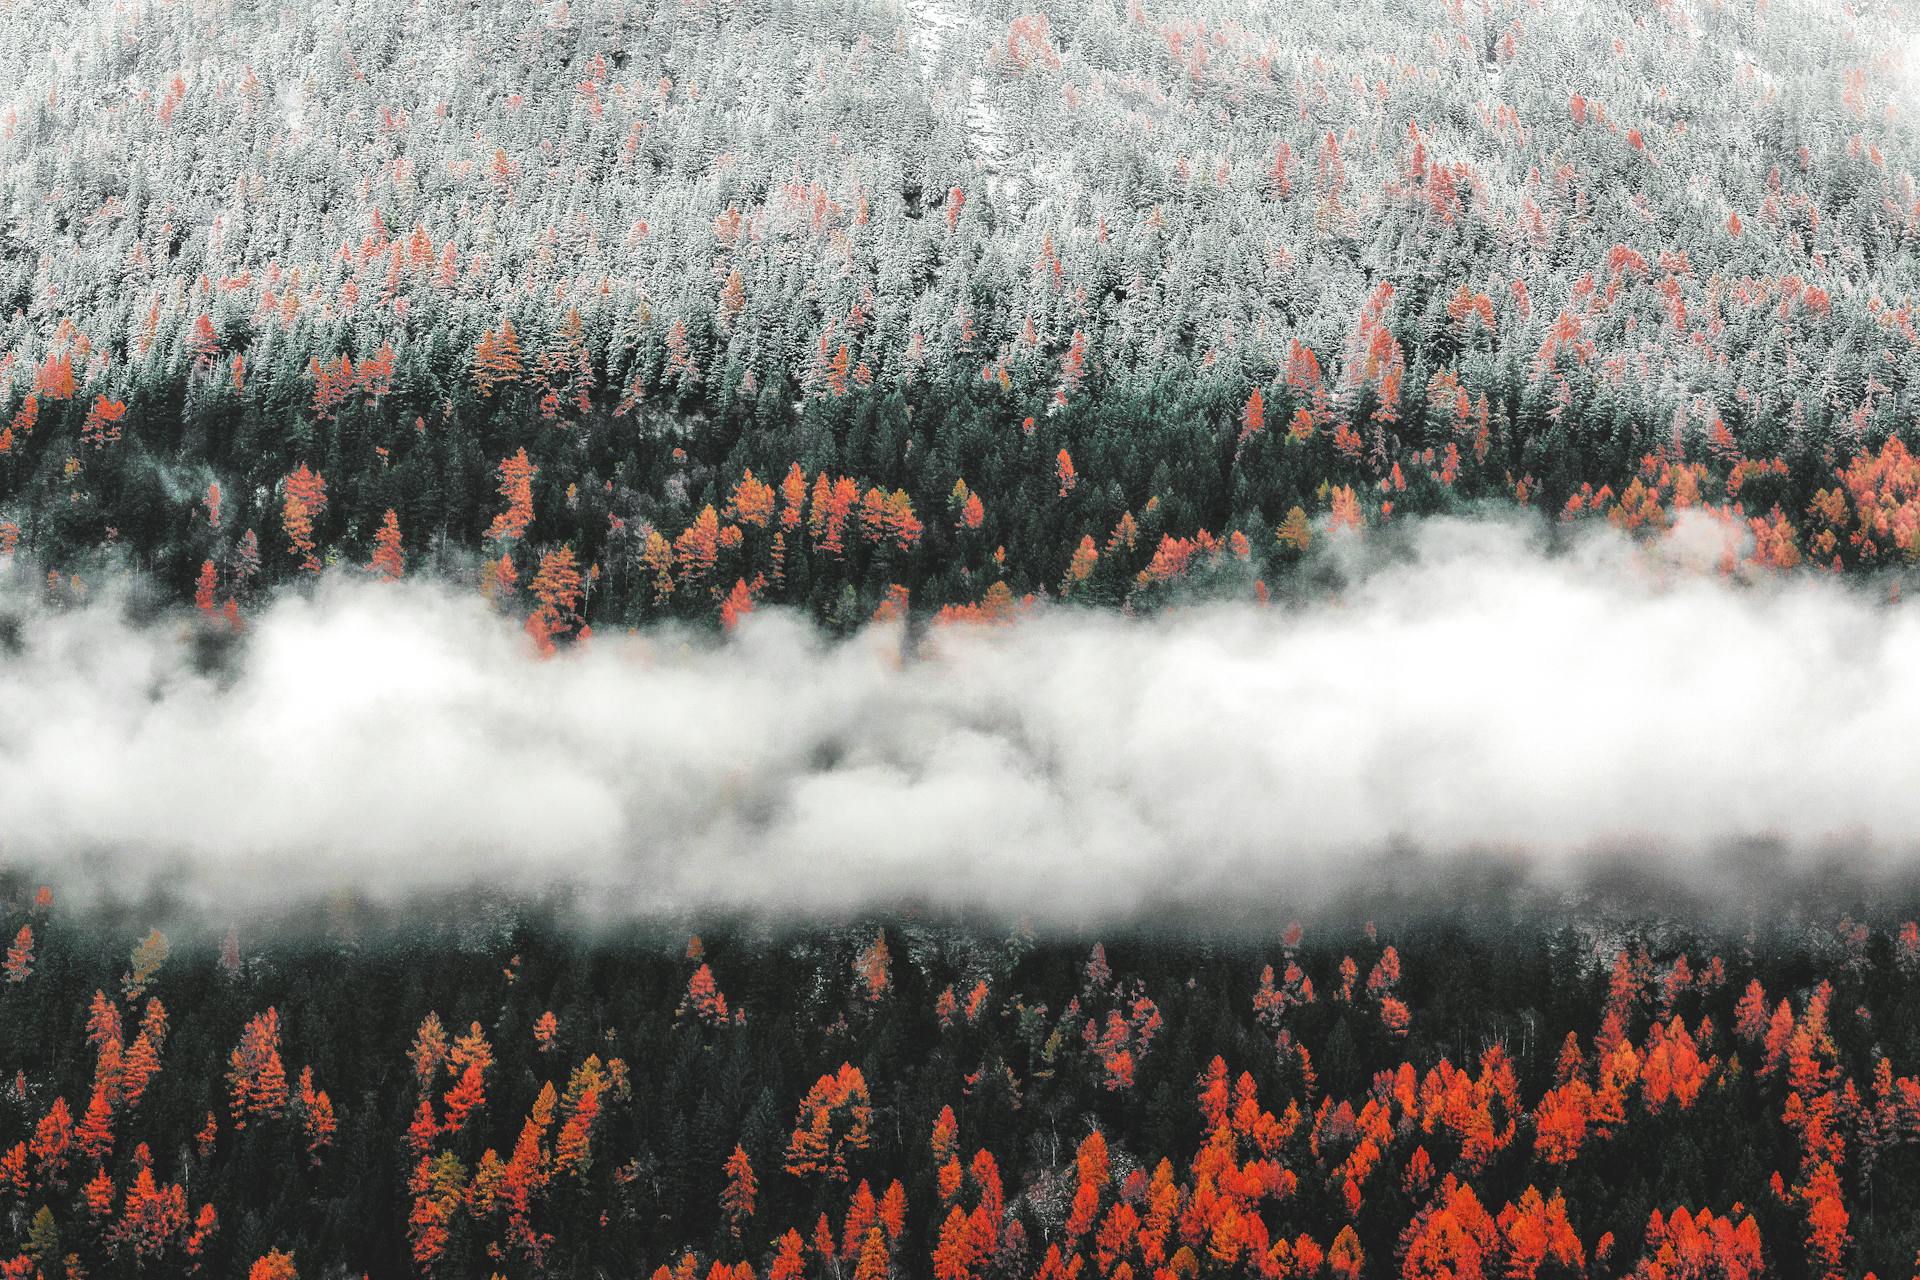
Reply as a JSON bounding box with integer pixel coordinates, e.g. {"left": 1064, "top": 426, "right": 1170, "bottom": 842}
{"left": 370, "top": 509, "right": 405, "bottom": 580}
{"left": 487, "top": 449, "right": 537, "bottom": 544}
{"left": 1240, "top": 387, "right": 1265, "bottom": 442}
{"left": 194, "top": 560, "right": 218, "bottom": 613}
{"left": 121, "top": 1165, "right": 191, "bottom": 1258}
{"left": 119, "top": 1032, "right": 161, "bottom": 1109}
{"left": 474, "top": 318, "right": 525, "bottom": 396}
{"left": 84, "top": 1165, "right": 114, "bottom": 1217}
{"left": 552, "top": 1057, "right": 607, "bottom": 1178}
{"left": 720, "top": 578, "right": 756, "bottom": 632}
{"left": 409, "top": 1013, "right": 449, "bottom": 1083}
{"left": 529, "top": 545, "right": 584, "bottom": 638}
{"left": 720, "top": 1145, "right": 757, "bottom": 1238}
{"left": 854, "top": 930, "right": 891, "bottom": 1003}
{"left": 76, "top": 1084, "right": 114, "bottom": 1164}
{"left": 726, "top": 469, "right": 776, "bottom": 527}
{"left": 678, "top": 964, "right": 735, "bottom": 1026}
{"left": 81, "top": 394, "right": 128, "bottom": 449}
{"left": 808, "top": 475, "right": 859, "bottom": 557}
{"left": 297, "top": 1066, "right": 335, "bottom": 1163}
{"left": 227, "top": 1009, "right": 289, "bottom": 1129}
{"left": 3, "top": 926, "right": 31, "bottom": 984}
{"left": 281, "top": 465, "right": 327, "bottom": 573}
{"left": 248, "top": 1250, "right": 298, "bottom": 1280}
{"left": 188, "top": 314, "right": 220, "bottom": 366}
{"left": 35, "top": 352, "right": 75, "bottom": 400}
{"left": 784, "top": 1064, "right": 873, "bottom": 1182}
{"left": 30, "top": 1097, "right": 74, "bottom": 1184}
{"left": 441, "top": 1062, "right": 486, "bottom": 1134}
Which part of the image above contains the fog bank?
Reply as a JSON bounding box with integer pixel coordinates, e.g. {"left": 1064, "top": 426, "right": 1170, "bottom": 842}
{"left": 0, "top": 516, "right": 1914, "bottom": 923}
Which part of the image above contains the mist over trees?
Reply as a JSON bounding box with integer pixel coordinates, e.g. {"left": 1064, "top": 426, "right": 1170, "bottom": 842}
{"left": 4, "top": 0, "right": 1920, "bottom": 1273}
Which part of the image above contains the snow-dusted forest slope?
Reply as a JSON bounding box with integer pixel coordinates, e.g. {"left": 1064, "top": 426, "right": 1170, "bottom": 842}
{"left": 0, "top": 0, "right": 1916, "bottom": 624}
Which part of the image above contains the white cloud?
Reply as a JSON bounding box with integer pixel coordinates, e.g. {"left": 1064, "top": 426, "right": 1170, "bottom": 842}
{"left": 0, "top": 514, "right": 1914, "bottom": 924}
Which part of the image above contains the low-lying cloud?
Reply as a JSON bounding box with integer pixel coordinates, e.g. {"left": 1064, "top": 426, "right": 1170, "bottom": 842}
{"left": 1, "top": 514, "right": 1915, "bottom": 924}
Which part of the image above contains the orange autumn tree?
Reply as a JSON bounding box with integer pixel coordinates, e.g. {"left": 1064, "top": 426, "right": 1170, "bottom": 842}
{"left": 408, "top": 1012, "right": 450, "bottom": 1084}
{"left": 854, "top": 930, "right": 891, "bottom": 1003}
{"left": 297, "top": 1067, "right": 336, "bottom": 1164}
{"left": 227, "top": 1009, "right": 289, "bottom": 1129}
{"left": 370, "top": 510, "right": 405, "bottom": 579}
{"left": 487, "top": 448, "right": 538, "bottom": 545}
{"left": 527, "top": 545, "right": 584, "bottom": 646}
{"left": 248, "top": 1249, "right": 298, "bottom": 1280}
{"left": 30, "top": 1096, "right": 74, "bottom": 1184}
{"left": 853, "top": 1225, "right": 890, "bottom": 1280}
{"left": 76, "top": 1085, "right": 113, "bottom": 1164}
{"left": 1239, "top": 387, "right": 1266, "bottom": 442}
{"left": 720, "top": 1145, "right": 757, "bottom": 1239}
{"left": 119, "top": 1028, "right": 161, "bottom": 1109}
{"left": 725, "top": 469, "right": 776, "bottom": 528}
{"left": 674, "top": 506, "right": 722, "bottom": 586}
{"left": 281, "top": 465, "right": 327, "bottom": 573}
{"left": 808, "top": 476, "right": 858, "bottom": 557}
{"left": 677, "top": 964, "right": 737, "bottom": 1027}
{"left": 474, "top": 318, "right": 525, "bottom": 396}
{"left": 34, "top": 352, "right": 76, "bottom": 400}
{"left": 784, "top": 1064, "right": 873, "bottom": 1182}
{"left": 124, "top": 928, "right": 168, "bottom": 1000}
{"left": 194, "top": 560, "right": 218, "bottom": 613}
{"left": 80, "top": 394, "right": 127, "bottom": 448}
{"left": 4, "top": 926, "right": 31, "bottom": 984}
{"left": 719, "top": 577, "right": 758, "bottom": 632}
{"left": 552, "top": 1056, "right": 609, "bottom": 1178}
{"left": 1632, "top": 1206, "right": 1763, "bottom": 1280}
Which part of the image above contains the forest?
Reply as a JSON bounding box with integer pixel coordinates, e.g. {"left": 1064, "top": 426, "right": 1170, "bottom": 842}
{"left": 3, "top": 0, "right": 1920, "bottom": 1272}
{"left": 0, "top": 0, "right": 1917, "bottom": 636}
{"left": 3, "top": 886, "right": 1920, "bottom": 1278}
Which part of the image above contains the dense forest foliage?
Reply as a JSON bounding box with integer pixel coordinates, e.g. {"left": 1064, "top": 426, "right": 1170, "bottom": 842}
{"left": 1, "top": 0, "right": 1918, "bottom": 635}
{"left": 4, "top": 889, "right": 1920, "bottom": 1278}
{"left": 5, "top": 0, "right": 1920, "bottom": 1272}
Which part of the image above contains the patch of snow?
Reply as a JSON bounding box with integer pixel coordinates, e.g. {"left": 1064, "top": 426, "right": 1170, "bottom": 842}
{"left": 902, "top": 0, "right": 1009, "bottom": 169}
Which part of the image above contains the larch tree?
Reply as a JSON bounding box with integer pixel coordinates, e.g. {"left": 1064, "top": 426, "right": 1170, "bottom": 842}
{"left": 194, "top": 560, "right": 218, "bottom": 614}
{"left": 487, "top": 449, "right": 537, "bottom": 544}
{"left": 370, "top": 510, "right": 405, "bottom": 579}
{"left": 854, "top": 930, "right": 891, "bottom": 1003}
{"left": 281, "top": 465, "right": 328, "bottom": 574}
{"left": 3, "top": 926, "right": 32, "bottom": 984}
{"left": 529, "top": 545, "right": 584, "bottom": 639}
{"left": 248, "top": 1249, "right": 299, "bottom": 1280}
{"left": 124, "top": 929, "right": 168, "bottom": 1001}
{"left": 227, "top": 1009, "right": 289, "bottom": 1129}
{"left": 720, "top": 1145, "right": 757, "bottom": 1239}
{"left": 474, "top": 318, "right": 525, "bottom": 396}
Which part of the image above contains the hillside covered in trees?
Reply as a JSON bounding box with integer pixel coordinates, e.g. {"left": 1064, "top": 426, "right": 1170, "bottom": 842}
{"left": 1, "top": 0, "right": 1918, "bottom": 634}
{"left": 7, "top": 0, "right": 1920, "bottom": 1274}
{"left": 4, "top": 890, "right": 1920, "bottom": 1278}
